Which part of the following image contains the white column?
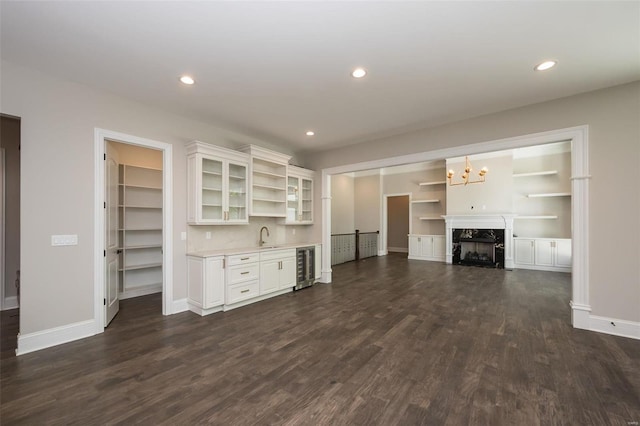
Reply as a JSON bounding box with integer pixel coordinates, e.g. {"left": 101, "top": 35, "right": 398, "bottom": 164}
{"left": 320, "top": 171, "right": 332, "bottom": 283}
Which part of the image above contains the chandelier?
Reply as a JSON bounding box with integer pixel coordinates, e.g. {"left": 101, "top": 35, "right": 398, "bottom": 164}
{"left": 447, "top": 156, "right": 488, "bottom": 186}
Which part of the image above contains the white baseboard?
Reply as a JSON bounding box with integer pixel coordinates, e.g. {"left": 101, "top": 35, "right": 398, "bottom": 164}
{"left": 589, "top": 315, "right": 640, "bottom": 340}
{"left": 2, "top": 296, "right": 18, "bottom": 310}
{"left": 16, "top": 319, "right": 96, "bottom": 356}
{"left": 119, "top": 285, "right": 161, "bottom": 300}
{"left": 513, "top": 263, "right": 571, "bottom": 273}
{"left": 377, "top": 250, "right": 387, "bottom": 256}
{"left": 172, "top": 298, "right": 189, "bottom": 314}
{"left": 388, "top": 247, "right": 408, "bottom": 253}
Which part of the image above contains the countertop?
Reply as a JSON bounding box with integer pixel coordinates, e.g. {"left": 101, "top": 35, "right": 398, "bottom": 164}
{"left": 187, "top": 242, "right": 321, "bottom": 258}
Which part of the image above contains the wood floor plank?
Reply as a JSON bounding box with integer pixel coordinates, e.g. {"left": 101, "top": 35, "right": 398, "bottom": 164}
{"left": 1, "top": 254, "right": 639, "bottom": 425}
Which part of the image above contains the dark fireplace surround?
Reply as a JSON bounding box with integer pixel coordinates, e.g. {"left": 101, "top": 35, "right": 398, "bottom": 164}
{"left": 452, "top": 228, "right": 505, "bottom": 269}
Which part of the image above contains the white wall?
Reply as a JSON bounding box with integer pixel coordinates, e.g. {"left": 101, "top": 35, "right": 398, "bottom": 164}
{"left": 446, "top": 154, "right": 513, "bottom": 215}
{"left": 330, "top": 174, "right": 354, "bottom": 234}
{"left": 306, "top": 81, "right": 640, "bottom": 324}
{"left": 354, "top": 174, "right": 380, "bottom": 233}
{"left": 0, "top": 60, "right": 306, "bottom": 336}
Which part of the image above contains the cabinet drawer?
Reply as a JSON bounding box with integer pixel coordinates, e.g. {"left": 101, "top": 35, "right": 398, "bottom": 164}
{"left": 259, "top": 248, "right": 296, "bottom": 261}
{"left": 227, "top": 253, "right": 259, "bottom": 266}
{"left": 228, "top": 263, "right": 259, "bottom": 284}
{"left": 226, "top": 280, "right": 259, "bottom": 304}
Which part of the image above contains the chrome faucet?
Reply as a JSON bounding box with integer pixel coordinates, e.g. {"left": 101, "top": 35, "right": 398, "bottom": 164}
{"left": 259, "top": 226, "right": 270, "bottom": 246}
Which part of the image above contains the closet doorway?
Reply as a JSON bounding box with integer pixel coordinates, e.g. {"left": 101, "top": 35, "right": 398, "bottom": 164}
{"left": 105, "top": 141, "right": 163, "bottom": 326}
{"left": 95, "top": 129, "right": 173, "bottom": 332}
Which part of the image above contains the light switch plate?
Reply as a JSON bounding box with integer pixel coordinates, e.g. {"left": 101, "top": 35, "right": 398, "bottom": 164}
{"left": 181, "top": 231, "right": 187, "bottom": 241}
{"left": 205, "top": 231, "right": 212, "bottom": 240}
{"left": 51, "top": 234, "right": 78, "bottom": 246}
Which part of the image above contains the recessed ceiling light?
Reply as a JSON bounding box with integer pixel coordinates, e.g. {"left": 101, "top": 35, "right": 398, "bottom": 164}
{"left": 180, "top": 75, "right": 195, "bottom": 85}
{"left": 351, "top": 68, "right": 367, "bottom": 78}
{"left": 534, "top": 61, "right": 557, "bottom": 71}
{"left": 306, "top": 131, "right": 315, "bottom": 136}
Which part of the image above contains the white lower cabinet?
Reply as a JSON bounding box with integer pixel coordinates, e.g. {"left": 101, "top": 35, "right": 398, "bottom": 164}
{"left": 514, "top": 238, "right": 571, "bottom": 272}
{"left": 260, "top": 249, "right": 296, "bottom": 294}
{"left": 408, "top": 235, "right": 445, "bottom": 262}
{"left": 226, "top": 252, "right": 260, "bottom": 305}
{"left": 187, "top": 245, "right": 313, "bottom": 316}
{"left": 187, "top": 255, "right": 225, "bottom": 316}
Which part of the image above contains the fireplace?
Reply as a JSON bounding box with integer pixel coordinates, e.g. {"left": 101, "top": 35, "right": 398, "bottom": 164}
{"left": 452, "top": 228, "right": 505, "bottom": 268}
{"left": 443, "top": 215, "right": 516, "bottom": 269}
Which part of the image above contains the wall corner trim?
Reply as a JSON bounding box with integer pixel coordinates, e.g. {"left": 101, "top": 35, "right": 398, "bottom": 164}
{"left": 172, "top": 298, "right": 189, "bottom": 314}
{"left": 16, "top": 319, "right": 96, "bottom": 356}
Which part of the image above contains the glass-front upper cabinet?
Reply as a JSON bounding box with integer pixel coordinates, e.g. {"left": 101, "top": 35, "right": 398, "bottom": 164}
{"left": 187, "top": 141, "right": 249, "bottom": 225}
{"left": 284, "top": 165, "right": 314, "bottom": 225}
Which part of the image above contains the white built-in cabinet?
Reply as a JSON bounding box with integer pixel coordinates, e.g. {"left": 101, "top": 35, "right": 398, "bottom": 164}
{"left": 259, "top": 249, "right": 296, "bottom": 295}
{"left": 118, "top": 165, "right": 163, "bottom": 299}
{"left": 226, "top": 253, "right": 260, "bottom": 305}
{"left": 187, "top": 141, "right": 249, "bottom": 225}
{"left": 513, "top": 237, "right": 571, "bottom": 272}
{"left": 187, "top": 247, "right": 308, "bottom": 316}
{"left": 285, "top": 165, "right": 314, "bottom": 224}
{"left": 187, "top": 255, "right": 225, "bottom": 316}
{"left": 408, "top": 235, "right": 446, "bottom": 262}
{"left": 240, "top": 145, "right": 291, "bottom": 218}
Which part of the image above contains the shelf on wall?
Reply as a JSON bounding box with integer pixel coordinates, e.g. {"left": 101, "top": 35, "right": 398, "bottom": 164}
{"left": 418, "top": 181, "right": 446, "bottom": 187}
{"left": 513, "top": 170, "right": 558, "bottom": 178}
{"left": 419, "top": 216, "right": 444, "bottom": 221}
{"left": 514, "top": 215, "right": 559, "bottom": 220}
{"left": 527, "top": 192, "right": 571, "bottom": 198}
{"left": 253, "top": 183, "right": 286, "bottom": 191}
{"left": 122, "top": 244, "right": 163, "bottom": 250}
{"left": 119, "top": 205, "right": 162, "bottom": 209}
{"left": 253, "top": 197, "right": 286, "bottom": 203}
{"left": 411, "top": 199, "right": 440, "bottom": 204}
{"left": 119, "top": 262, "right": 163, "bottom": 272}
{"left": 253, "top": 169, "right": 286, "bottom": 179}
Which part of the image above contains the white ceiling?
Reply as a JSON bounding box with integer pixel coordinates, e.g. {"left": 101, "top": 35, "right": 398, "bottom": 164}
{"left": 2, "top": 1, "right": 639, "bottom": 152}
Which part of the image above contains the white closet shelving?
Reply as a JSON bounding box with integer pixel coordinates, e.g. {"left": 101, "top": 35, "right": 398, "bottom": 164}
{"left": 118, "top": 165, "right": 163, "bottom": 299}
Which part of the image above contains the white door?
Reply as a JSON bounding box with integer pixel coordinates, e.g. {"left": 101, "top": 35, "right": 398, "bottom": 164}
{"left": 280, "top": 257, "right": 297, "bottom": 290}
{"left": 260, "top": 260, "right": 280, "bottom": 295}
{"left": 535, "top": 240, "right": 554, "bottom": 267}
{"left": 555, "top": 239, "right": 572, "bottom": 268}
{"left": 514, "top": 239, "right": 535, "bottom": 265}
{"left": 421, "top": 236, "right": 434, "bottom": 258}
{"left": 105, "top": 143, "right": 120, "bottom": 326}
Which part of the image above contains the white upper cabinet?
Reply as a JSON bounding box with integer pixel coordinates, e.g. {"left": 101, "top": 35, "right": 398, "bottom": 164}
{"left": 285, "top": 165, "right": 314, "bottom": 225}
{"left": 240, "top": 145, "right": 291, "bottom": 218}
{"left": 187, "top": 141, "right": 250, "bottom": 225}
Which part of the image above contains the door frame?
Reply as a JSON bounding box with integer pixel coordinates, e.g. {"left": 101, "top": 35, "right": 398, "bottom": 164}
{"left": 93, "top": 128, "right": 173, "bottom": 333}
{"left": 321, "top": 125, "right": 590, "bottom": 330}
{"left": 381, "top": 192, "right": 412, "bottom": 255}
{"left": 0, "top": 148, "right": 5, "bottom": 310}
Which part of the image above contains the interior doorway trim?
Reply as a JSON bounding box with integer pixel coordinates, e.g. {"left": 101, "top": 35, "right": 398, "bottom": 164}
{"left": 0, "top": 148, "right": 5, "bottom": 310}
{"left": 321, "top": 125, "right": 589, "bottom": 330}
{"left": 94, "top": 128, "right": 173, "bottom": 333}
{"left": 381, "top": 192, "right": 412, "bottom": 256}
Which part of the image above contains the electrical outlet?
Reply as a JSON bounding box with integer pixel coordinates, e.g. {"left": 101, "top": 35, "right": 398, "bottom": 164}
{"left": 181, "top": 231, "right": 187, "bottom": 241}
{"left": 292, "top": 228, "right": 296, "bottom": 235}
{"left": 205, "top": 231, "right": 211, "bottom": 240}
{"left": 51, "top": 234, "right": 78, "bottom": 246}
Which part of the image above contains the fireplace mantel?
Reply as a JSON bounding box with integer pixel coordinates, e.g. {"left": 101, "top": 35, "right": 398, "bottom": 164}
{"left": 443, "top": 214, "right": 516, "bottom": 269}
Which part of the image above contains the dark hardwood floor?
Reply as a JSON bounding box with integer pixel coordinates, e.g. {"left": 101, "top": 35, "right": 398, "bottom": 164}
{"left": 1, "top": 254, "right": 639, "bottom": 425}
